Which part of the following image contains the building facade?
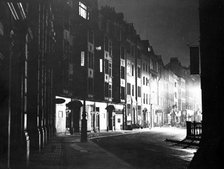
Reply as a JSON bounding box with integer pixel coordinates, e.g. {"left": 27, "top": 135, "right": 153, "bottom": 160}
{"left": 0, "top": 0, "right": 202, "bottom": 168}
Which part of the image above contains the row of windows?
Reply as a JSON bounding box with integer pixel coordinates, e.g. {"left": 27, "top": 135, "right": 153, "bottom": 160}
{"left": 127, "top": 62, "right": 135, "bottom": 76}
{"left": 127, "top": 83, "right": 135, "bottom": 96}
{"left": 104, "top": 82, "right": 112, "bottom": 98}
{"left": 143, "top": 93, "right": 149, "bottom": 105}
{"left": 104, "top": 59, "right": 112, "bottom": 76}
{"left": 126, "top": 83, "right": 142, "bottom": 97}
{"left": 142, "top": 60, "right": 159, "bottom": 73}
{"left": 126, "top": 104, "right": 142, "bottom": 115}
{"left": 142, "top": 76, "right": 149, "bottom": 86}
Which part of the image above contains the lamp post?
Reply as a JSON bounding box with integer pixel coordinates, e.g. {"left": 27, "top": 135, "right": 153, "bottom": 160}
{"left": 81, "top": 98, "right": 87, "bottom": 142}
{"left": 7, "top": 29, "right": 14, "bottom": 169}
{"left": 80, "top": 48, "right": 88, "bottom": 142}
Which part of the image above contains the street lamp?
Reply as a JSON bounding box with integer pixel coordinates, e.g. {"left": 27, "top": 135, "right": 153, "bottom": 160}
{"left": 80, "top": 48, "right": 88, "bottom": 142}
{"left": 81, "top": 99, "right": 87, "bottom": 142}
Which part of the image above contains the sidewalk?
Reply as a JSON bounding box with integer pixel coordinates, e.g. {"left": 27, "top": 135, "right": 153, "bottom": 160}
{"left": 26, "top": 131, "right": 137, "bottom": 169}
{"left": 27, "top": 137, "right": 63, "bottom": 169}
{"left": 62, "top": 135, "right": 135, "bottom": 169}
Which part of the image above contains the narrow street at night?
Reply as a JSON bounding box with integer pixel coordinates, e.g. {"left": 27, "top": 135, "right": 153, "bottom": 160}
{"left": 26, "top": 127, "right": 197, "bottom": 169}
{"left": 91, "top": 128, "right": 197, "bottom": 169}
{"left": 1, "top": 0, "right": 223, "bottom": 168}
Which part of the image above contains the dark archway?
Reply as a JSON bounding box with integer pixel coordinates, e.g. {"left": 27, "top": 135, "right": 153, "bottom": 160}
{"left": 66, "top": 100, "right": 83, "bottom": 134}
{"left": 106, "top": 105, "right": 115, "bottom": 130}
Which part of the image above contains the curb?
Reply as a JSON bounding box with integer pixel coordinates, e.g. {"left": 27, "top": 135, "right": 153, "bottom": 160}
{"left": 88, "top": 129, "right": 150, "bottom": 140}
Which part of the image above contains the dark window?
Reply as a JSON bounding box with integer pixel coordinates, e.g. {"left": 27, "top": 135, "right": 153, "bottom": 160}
{"left": 132, "top": 85, "right": 134, "bottom": 96}
{"left": 105, "top": 59, "right": 109, "bottom": 74}
{"left": 138, "top": 86, "right": 141, "bottom": 97}
{"left": 104, "top": 82, "right": 109, "bottom": 97}
{"left": 137, "top": 66, "right": 141, "bottom": 78}
{"left": 121, "top": 87, "right": 125, "bottom": 99}
{"left": 132, "top": 64, "right": 134, "bottom": 76}
{"left": 121, "top": 67, "right": 125, "bottom": 79}
{"left": 146, "top": 78, "right": 148, "bottom": 86}
{"left": 109, "top": 62, "right": 112, "bottom": 76}
{"left": 88, "top": 78, "right": 94, "bottom": 94}
{"left": 127, "top": 83, "right": 131, "bottom": 95}
{"left": 146, "top": 94, "right": 148, "bottom": 104}
{"left": 109, "top": 84, "right": 112, "bottom": 98}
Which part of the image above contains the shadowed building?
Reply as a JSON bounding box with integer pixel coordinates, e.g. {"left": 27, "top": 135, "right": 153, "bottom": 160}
{"left": 189, "top": 0, "right": 224, "bottom": 168}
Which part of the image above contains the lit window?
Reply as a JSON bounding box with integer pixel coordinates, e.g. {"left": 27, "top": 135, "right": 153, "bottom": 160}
{"left": 100, "top": 59, "right": 103, "bottom": 72}
{"left": 109, "top": 62, "right": 112, "bottom": 76}
{"left": 79, "top": 2, "right": 89, "bottom": 20}
{"left": 81, "top": 51, "right": 85, "bottom": 66}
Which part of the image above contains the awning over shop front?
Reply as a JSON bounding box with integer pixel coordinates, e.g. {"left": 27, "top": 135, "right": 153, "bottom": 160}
{"left": 105, "top": 105, "right": 115, "bottom": 112}
{"left": 55, "top": 98, "right": 66, "bottom": 104}
{"left": 66, "top": 100, "right": 83, "bottom": 109}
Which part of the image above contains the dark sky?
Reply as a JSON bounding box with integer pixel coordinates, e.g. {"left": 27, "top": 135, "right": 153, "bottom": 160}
{"left": 98, "top": 0, "right": 200, "bottom": 67}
